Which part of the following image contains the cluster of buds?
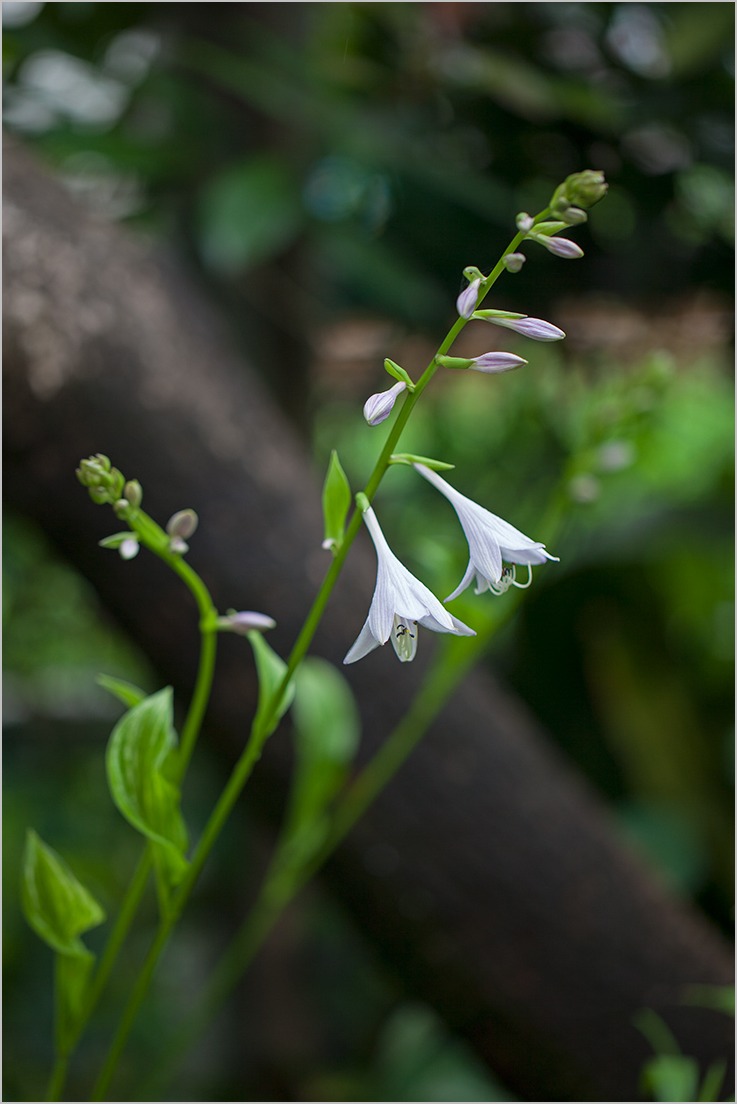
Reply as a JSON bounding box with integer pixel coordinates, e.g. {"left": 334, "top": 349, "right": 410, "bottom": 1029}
{"left": 512, "top": 170, "right": 608, "bottom": 261}
{"left": 76, "top": 454, "right": 125, "bottom": 505}
{"left": 549, "top": 169, "right": 608, "bottom": 226}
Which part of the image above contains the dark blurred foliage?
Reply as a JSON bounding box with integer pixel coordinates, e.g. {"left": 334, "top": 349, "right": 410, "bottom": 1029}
{"left": 3, "top": 3, "right": 734, "bottom": 1101}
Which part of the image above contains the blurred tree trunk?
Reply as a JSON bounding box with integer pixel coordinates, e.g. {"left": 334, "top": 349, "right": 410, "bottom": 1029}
{"left": 3, "top": 137, "right": 733, "bottom": 1103}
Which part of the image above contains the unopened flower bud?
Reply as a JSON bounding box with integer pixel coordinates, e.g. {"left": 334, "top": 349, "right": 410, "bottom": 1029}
{"left": 168, "top": 536, "right": 189, "bottom": 555}
{"left": 558, "top": 206, "right": 588, "bottom": 226}
{"left": 217, "top": 610, "right": 277, "bottom": 635}
{"left": 469, "top": 352, "right": 527, "bottom": 374}
{"left": 124, "top": 480, "right": 142, "bottom": 508}
{"left": 166, "top": 509, "right": 199, "bottom": 540}
{"left": 474, "top": 311, "right": 565, "bottom": 342}
{"left": 113, "top": 498, "right": 130, "bottom": 519}
{"left": 503, "top": 252, "right": 526, "bottom": 273}
{"left": 456, "top": 277, "right": 482, "bottom": 320}
{"left": 531, "top": 233, "right": 584, "bottom": 259}
{"left": 109, "top": 468, "right": 125, "bottom": 498}
{"left": 363, "top": 380, "right": 407, "bottom": 426}
{"left": 516, "top": 212, "right": 534, "bottom": 232}
{"left": 79, "top": 457, "right": 106, "bottom": 482}
{"left": 88, "top": 486, "right": 109, "bottom": 505}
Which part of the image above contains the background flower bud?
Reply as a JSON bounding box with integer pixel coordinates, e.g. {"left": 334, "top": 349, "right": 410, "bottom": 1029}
{"left": 217, "top": 610, "right": 276, "bottom": 635}
{"left": 124, "top": 480, "right": 143, "bottom": 508}
{"left": 503, "top": 252, "right": 526, "bottom": 273}
{"left": 166, "top": 509, "right": 199, "bottom": 539}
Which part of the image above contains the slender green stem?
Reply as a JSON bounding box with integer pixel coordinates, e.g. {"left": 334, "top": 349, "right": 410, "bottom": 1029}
{"left": 88, "top": 210, "right": 550, "bottom": 1099}
{"left": 45, "top": 1054, "right": 69, "bottom": 1103}
{"left": 46, "top": 511, "right": 220, "bottom": 1103}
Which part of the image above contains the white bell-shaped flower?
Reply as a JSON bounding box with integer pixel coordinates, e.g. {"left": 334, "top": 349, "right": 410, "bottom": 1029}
{"left": 344, "top": 506, "right": 475, "bottom": 664}
{"left": 414, "top": 464, "right": 559, "bottom": 600}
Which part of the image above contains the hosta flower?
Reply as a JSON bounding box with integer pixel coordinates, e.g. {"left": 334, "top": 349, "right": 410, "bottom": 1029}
{"left": 363, "top": 381, "right": 407, "bottom": 426}
{"left": 473, "top": 311, "right": 565, "bottom": 342}
{"left": 414, "top": 464, "right": 558, "bottom": 600}
{"left": 344, "top": 506, "right": 475, "bottom": 664}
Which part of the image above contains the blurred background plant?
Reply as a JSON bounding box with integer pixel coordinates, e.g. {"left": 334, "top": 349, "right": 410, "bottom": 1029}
{"left": 3, "top": 3, "right": 733, "bottom": 1101}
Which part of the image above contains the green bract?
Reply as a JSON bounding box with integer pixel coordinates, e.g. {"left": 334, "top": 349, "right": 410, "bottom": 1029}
{"left": 248, "top": 631, "right": 295, "bottom": 738}
{"left": 22, "top": 831, "right": 105, "bottom": 959}
{"left": 321, "top": 449, "right": 351, "bottom": 555}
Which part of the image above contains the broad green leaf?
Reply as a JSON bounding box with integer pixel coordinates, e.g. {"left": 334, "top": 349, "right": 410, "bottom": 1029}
{"left": 249, "top": 632, "right": 295, "bottom": 738}
{"left": 96, "top": 673, "right": 148, "bottom": 709}
{"left": 321, "top": 450, "right": 351, "bottom": 555}
{"left": 641, "top": 1054, "right": 699, "bottom": 1102}
{"left": 288, "top": 657, "right": 360, "bottom": 832}
{"left": 197, "top": 155, "right": 302, "bottom": 273}
{"left": 106, "top": 688, "right": 189, "bottom": 895}
{"left": 22, "top": 831, "right": 105, "bottom": 958}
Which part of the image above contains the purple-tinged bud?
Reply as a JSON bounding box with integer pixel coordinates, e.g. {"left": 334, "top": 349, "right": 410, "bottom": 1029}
{"left": 469, "top": 352, "right": 527, "bottom": 374}
{"left": 166, "top": 509, "right": 198, "bottom": 540}
{"left": 474, "top": 311, "right": 565, "bottom": 342}
{"left": 533, "top": 234, "right": 584, "bottom": 259}
{"left": 503, "top": 252, "right": 526, "bottom": 273}
{"left": 119, "top": 536, "right": 140, "bottom": 560}
{"left": 516, "top": 212, "right": 534, "bottom": 232}
{"left": 363, "top": 380, "right": 407, "bottom": 426}
{"left": 456, "top": 277, "right": 482, "bottom": 319}
{"left": 216, "top": 610, "right": 277, "bottom": 635}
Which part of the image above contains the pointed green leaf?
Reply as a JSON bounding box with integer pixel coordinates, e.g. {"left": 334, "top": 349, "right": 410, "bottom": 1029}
{"left": 106, "top": 688, "right": 189, "bottom": 894}
{"left": 248, "top": 632, "right": 295, "bottom": 738}
{"left": 22, "top": 831, "right": 105, "bottom": 957}
{"left": 98, "top": 532, "right": 136, "bottom": 549}
{"left": 321, "top": 450, "right": 351, "bottom": 555}
{"left": 96, "top": 674, "right": 148, "bottom": 709}
{"left": 289, "top": 658, "right": 360, "bottom": 831}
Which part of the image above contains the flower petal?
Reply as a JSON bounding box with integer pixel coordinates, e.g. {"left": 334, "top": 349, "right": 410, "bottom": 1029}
{"left": 343, "top": 619, "right": 380, "bottom": 665}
